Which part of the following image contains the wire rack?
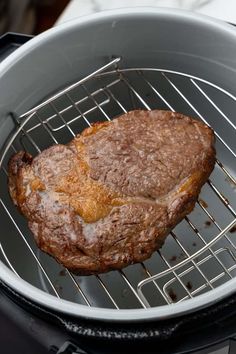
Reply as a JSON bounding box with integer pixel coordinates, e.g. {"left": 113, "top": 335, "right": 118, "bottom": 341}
{"left": 0, "top": 57, "right": 236, "bottom": 309}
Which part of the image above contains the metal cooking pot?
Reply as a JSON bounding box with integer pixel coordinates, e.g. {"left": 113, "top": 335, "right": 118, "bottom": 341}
{"left": 0, "top": 8, "right": 236, "bottom": 354}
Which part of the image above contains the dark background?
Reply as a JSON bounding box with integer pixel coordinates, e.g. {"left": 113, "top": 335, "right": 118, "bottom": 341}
{"left": 0, "top": 0, "right": 71, "bottom": 36}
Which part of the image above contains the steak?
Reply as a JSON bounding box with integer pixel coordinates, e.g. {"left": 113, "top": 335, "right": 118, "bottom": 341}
{"left": 8, "top": 110, "right": 215, "bottom": 275}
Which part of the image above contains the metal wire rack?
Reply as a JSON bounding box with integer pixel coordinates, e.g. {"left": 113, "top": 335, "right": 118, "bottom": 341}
{"left": 0, "top": 56, "right": 236, "bottom": 309}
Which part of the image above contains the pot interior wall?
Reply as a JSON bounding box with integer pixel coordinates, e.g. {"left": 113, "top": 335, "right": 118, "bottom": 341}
{"left": 0, "top": 9, "right": 236, "bottom": 318}
{"left": 1, "top": 10, "right": 236, "bottom": 128}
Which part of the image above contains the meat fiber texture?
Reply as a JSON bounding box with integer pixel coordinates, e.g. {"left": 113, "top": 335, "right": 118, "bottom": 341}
{"left": 8, "top": 110, "right": 215, "bottom": 275}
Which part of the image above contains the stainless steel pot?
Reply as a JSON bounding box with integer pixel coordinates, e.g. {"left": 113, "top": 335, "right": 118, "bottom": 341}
{"left": 0, "top": 7, "right": 236, "bottom": 353}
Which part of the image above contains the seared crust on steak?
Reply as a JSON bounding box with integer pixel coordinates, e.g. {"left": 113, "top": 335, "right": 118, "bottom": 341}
{"left": 8, "top": 110, "right": 215, "bottom": 274}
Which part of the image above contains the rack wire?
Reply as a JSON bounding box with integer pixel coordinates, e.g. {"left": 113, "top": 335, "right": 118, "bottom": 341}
{"left": 0, "top": 57, "right": 236, "bottom": 309}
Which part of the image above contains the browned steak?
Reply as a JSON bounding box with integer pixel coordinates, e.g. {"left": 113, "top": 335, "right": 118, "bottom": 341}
{"left": 8, "top": 110, "right": 215, "bottom": 274}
